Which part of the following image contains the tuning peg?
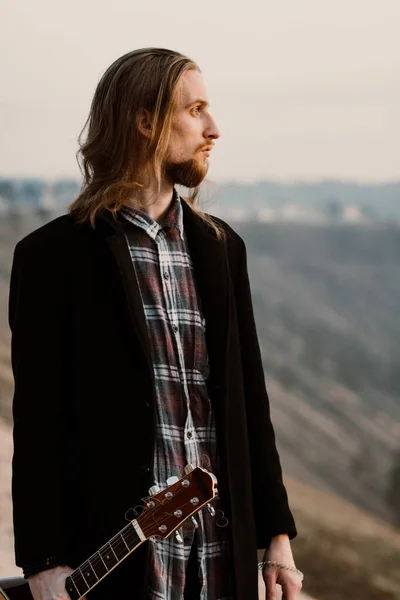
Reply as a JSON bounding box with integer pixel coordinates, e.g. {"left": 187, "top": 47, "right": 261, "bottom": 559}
{"left": 207, "top": 503, "right": 216, "bottom": 516}
{"left": 191, "top": 517, "right": 199, "bottom": 529}
{"left": 175, "top": 531, "right": 183, "bottom": 543}
{"left": 148, "top": 485, "right": 160, "bottom": 496}
{"left": 166, "top": 475, "right": 179, "bottom": 486}
{"left": 184, "top": 464, "right": 194, "bottom": 474}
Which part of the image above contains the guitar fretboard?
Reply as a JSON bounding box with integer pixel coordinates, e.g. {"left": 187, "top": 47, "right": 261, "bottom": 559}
{"left": 65, "top": 521, "right": 143, "bottom": 600}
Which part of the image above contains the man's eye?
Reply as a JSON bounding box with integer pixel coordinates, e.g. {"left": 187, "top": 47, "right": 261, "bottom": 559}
{"left": 192, "top": 106, "right": 201, "bottom": 116}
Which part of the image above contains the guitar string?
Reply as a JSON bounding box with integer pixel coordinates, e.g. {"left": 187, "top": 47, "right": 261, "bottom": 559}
{"left": 70, "top": 496, "right": 203, "bottom": 592}
{"left": 70, "top": 484, "right": 214, "bottom": 590}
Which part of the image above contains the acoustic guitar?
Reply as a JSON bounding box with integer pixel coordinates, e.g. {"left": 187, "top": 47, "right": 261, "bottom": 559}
{"left": 0, "top": 465, "right": 218, "bottom": 600}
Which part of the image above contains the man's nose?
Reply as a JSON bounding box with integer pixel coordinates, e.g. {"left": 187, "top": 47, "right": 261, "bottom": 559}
{"left": 206, "top": 114, "right": 220, "bottom": 140}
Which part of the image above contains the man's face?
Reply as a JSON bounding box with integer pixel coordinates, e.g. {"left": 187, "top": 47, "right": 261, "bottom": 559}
{"left": 164, "top": 69, "right": 220, "bottom": 188}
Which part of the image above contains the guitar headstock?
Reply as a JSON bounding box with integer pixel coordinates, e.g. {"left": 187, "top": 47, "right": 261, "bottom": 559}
{"left": 136, "top": 467, "right": 218, "bottom": 539}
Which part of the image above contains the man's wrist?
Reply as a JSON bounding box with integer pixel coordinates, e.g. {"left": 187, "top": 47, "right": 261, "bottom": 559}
{"left": 267, "top": 533, "right": 290, "bottom": 550}
{"left": 270, "top": 533, "right": 290, "bottom": 542}
{"left": 258, "top": 533, "right": 290, "bottom": 558}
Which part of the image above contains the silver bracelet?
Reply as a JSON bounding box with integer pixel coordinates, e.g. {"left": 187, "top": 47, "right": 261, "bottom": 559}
{"left": 258, "top": 560, "right": 304, "bottom": 581}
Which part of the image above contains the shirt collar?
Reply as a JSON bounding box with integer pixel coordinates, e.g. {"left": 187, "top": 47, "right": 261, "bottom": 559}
{"left": 120, "top": 188, "right": 184, "bottom": 241}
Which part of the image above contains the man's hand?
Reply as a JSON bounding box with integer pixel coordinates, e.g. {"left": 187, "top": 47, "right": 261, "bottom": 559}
{"left": 259, "top": 534, "right": 302, "bottom": 600}
{"left": 28, "top": 565, "right": 87, "bottom": 600}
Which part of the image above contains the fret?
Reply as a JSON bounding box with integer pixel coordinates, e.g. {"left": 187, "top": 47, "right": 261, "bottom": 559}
{"left": 120, "top": 532, "right": 130, "bottom": 551}
{"left": 88, "top": 552, "right": 108, "bottom": 580}
{"left": 98, "top": 550, "right": 109, "bottom": 572}
{"left": 123, "top": 523, "right": 141, "bottom": 550}
{"left": 78, "top": 560, "right": 99, "bottom": 590}
{"left": 110, "top": 535, "right": 128, "bottom": 561}
{"left": 67, "top": 570, "right": 89, "bottom": 599}
{"left": 65, "top": 574, "right": 80, "bottom": 600}
{"left": 99, "top": 543, "right": 119, "bottom": 570}
{"left": 78, "top": 567, "right": 90, "bottom": 591}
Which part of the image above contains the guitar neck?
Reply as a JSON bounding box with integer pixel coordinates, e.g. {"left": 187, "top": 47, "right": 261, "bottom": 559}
{"left": 65, "top": 518, "right": 146, "bottom": 600}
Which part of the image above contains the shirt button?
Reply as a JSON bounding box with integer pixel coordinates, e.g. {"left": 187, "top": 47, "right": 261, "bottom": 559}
{"left": 172, "top": 324, "right": 178, "bottom": 333}
{"left": 163, "top": 271, "right": 169, "bottom": 280}
{"left": 187, "top": 431, "right": 193, "bottom": 439}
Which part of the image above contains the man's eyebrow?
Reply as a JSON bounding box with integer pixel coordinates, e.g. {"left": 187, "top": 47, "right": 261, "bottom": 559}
{"left": 184, "top": 98, "right": 210, "bottom": 109}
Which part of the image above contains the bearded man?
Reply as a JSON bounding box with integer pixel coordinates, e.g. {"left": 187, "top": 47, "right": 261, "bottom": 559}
{"left": 9, "top": 48, "right": 302, "bottom": 600}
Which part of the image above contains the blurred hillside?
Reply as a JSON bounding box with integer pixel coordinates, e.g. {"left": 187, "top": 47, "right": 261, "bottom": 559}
{"left": 234, "top": 220, "right": 400, "bottom": 524}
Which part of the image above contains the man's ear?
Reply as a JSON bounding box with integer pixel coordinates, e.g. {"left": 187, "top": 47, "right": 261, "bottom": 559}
{"left": 136, "top": 109, "right": 153, "bottom": 138}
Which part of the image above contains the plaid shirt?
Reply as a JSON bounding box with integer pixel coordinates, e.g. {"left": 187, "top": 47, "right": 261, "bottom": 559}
{"left": 120, "top": 191, "right": 233, "bottom": 600}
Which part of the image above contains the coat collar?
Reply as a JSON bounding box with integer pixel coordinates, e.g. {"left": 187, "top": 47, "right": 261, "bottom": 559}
{"left": 96, "top": 198, "right": 230, "bottom": 388}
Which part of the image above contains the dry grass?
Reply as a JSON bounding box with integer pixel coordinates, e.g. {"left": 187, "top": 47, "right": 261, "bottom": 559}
{"left": 285, "top": 475, "right": 400, "bottom": 600}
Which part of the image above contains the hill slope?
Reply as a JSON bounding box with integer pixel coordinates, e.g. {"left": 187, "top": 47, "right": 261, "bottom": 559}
{"left": 234, "top": 221, "right": 400, "bottom": 523}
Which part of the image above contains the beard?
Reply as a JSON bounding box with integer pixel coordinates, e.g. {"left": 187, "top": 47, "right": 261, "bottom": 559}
{"left": 164, "top": 155, "right": 209, "bottom": 189}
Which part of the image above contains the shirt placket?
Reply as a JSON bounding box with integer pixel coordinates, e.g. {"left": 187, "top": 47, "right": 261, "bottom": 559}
{"left": 156, "top": 230, "right": 201, "bottom": 558}
{"left": 156, "top": 231, "right": 200, "bottom": 468}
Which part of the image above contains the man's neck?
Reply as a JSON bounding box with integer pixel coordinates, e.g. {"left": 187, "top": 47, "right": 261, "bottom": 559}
{"left": 125, "top": 181, "right": 176, "bottom": 224}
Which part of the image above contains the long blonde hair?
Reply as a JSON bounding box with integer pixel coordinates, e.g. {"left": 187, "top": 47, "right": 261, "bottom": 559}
{"left": 69, "top": 48, "right": 225, "bottom": 240}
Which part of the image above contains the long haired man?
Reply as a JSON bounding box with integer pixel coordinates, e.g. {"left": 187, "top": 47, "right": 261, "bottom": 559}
{"left": 9, "top": 48, "right": 302, "bottom": 600}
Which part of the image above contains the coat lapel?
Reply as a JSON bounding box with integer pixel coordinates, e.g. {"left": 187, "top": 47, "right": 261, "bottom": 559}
{"left": 181, "top": 200, "right": 230, "bottom": 388}
{"left": 96, "top": 213, "right": 154, "bottom": 374}
{"left": 180, "top": 200, "right": 232, "bottom": 512}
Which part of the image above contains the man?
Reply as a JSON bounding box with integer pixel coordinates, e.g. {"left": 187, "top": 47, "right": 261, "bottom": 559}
{"left": 9, "top": 48, "right": 302, "bottom": 600}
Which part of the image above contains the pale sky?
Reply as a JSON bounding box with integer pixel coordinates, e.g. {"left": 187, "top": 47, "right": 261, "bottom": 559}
{"left": 1, "top": 0, "right": 399, "bottom": 182}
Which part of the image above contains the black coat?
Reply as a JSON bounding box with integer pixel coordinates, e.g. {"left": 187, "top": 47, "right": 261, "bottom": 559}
{"left": 8, "top": 200, "right": 297, "bottom": 600}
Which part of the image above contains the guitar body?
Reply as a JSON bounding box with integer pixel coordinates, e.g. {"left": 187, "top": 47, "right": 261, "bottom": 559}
{"left": 0, "top": 577, "right": 32, "bottom": 600}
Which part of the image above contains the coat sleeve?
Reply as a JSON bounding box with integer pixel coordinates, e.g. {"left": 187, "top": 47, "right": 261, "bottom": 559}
{"left": 232, "top": 236, "right": 297, "bottom": 546}
{"left": 8, "top": 239, "right": 70, "bottom": 571}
